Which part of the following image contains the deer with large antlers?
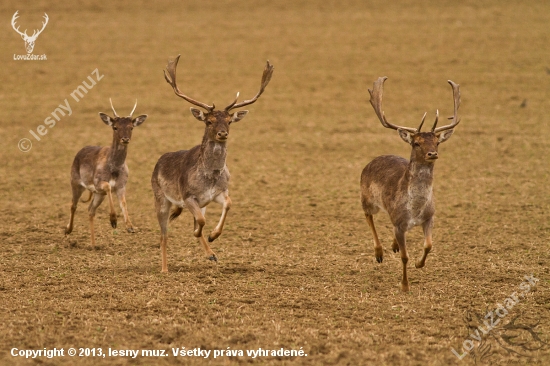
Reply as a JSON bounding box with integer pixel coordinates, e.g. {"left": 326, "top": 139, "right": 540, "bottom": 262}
{"left": 360, "top": 77, "right": 461, "bottom": 292}
{"left": 151, "top": 55, "right": 273, "bottom": 272}
{"left": 11, "top": 11, "right": 48, "bottom": 54}
{"left": 65, "top": 100, "right": 147, "bottom": 246}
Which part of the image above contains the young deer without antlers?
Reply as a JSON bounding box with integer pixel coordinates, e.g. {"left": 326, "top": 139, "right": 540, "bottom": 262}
{"left": 360, "top": 77, "right": 461, "bottom": 292}
{"left": 151, "top": 55, "right": 273, "bottom": 272}
{"left": 65, "top": 100, "right": 147, "bottom": 246}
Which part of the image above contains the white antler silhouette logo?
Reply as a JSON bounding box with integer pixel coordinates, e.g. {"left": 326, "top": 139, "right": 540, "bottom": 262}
{"left": 11, "top": 11, "right": 49, "bottom": 54}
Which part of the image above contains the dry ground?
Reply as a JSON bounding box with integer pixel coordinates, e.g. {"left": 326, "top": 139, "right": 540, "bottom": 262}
{"left": 1, "top": 0, "right": 549, "bottom": 365}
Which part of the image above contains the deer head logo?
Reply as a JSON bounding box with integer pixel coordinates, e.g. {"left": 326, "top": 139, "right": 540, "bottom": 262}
{"left": 11, "top": 11, "right": 49, "bottom": 54}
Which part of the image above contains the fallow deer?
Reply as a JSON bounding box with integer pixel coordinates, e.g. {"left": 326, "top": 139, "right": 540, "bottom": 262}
{"left": 360, "top": 77, "right": 460, "bottom": 292}
{"left": 65, "top": 100, "right": 147, "bottom": 246}
{"left": 151, "top": 55, "right": 273, "bottom": 272}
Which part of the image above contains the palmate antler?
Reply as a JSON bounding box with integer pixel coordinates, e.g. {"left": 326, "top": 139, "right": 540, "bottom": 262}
{"left": 164, "top": 55, "right": 215, "bottom": 112}
{"left": 433, "top": 80, "right": 461, "bottom": 133}
{"left": 164, "top": 55, "right": 274, "bottom": 113}
{"left": 369, "top": 77, "right": 419, "bottom": 133}
{"left": 224, "top": 61, "right": 274, "bottom": 112}
{"left": 368, "top": 77, "right": 460, "bottom": 133}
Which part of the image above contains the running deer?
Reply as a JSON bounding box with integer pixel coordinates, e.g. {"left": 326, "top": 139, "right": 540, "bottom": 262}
{"left": 151, "top": 55, "right": 273, "bottom": 272}
{"left": 65, "top": 100, "right": 147, "bottom": 246}
{"left": 360, "top": 77, "right": 460, "bottom": 292}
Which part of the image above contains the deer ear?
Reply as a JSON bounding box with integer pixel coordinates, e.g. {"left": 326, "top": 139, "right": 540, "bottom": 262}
{"left": 190, "top": 108, "right": 206, "bottom": 121}
{"left": 397, "top": 128, "right": 414, "bottom": 144}
{"left": 231, "top": 110, "right": 249, "bottom": 123}
{"left": 99, "top": 113, "right": 113, "bottom": 126}
{"left": 132, "top": 114, "right": 148, "bottom": 127}
{"left": 437, "top": 129, "right": 454, "bottom": 144}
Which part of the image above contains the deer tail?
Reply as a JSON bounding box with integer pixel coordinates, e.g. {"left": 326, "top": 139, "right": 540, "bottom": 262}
{"left": 80, "top": 191, "right": 93, "bottom": 203}
{"left": 169, "top": 207, "right": 183, "bottom": 222}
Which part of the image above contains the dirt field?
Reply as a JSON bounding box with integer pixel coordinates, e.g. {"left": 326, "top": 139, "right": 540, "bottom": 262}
{"left": 1, "top": 0, "right": 549, "bottom": 365}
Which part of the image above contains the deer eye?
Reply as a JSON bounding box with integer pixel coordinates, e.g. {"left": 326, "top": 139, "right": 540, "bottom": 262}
{"left": 413, "top": 142, "right": 420, "bottom": 147}
{"left": 113, "top": 127, "right": 118, "bottom": 131}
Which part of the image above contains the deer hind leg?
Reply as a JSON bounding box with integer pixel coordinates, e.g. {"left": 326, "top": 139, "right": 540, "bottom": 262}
{"left": 415, "top": 219, "right": 433, "bottom": 269}
{"left": 365, "top": 214, "right": 384, "bottom": 263}
{"left": 116, "top": 187, "right": 135, "bottom": 233}
{"left": 155, "top": 196, "right": 172, "bottom": 273}
{"left": 185, "top": 198, "right": 217, "bottom": 262}
{"left": 99, "top": 181, "right": 117, "bottom": 228}
{"left": 208, "top": 192, "right": 231, "bottom": 243}
{"left": 66, "top": 183, "right": 85, "bottom": 235}
{"left": 87, "top": 193, "right": 105, "bottom": 246}
{"left": 392, "top": 237, "right": 399, "bottom": 253}
{"left": 394, "top": 228, "right": 410, "bottom": 292}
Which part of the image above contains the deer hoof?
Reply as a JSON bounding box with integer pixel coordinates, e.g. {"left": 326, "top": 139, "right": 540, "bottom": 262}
{"left": 207, "top": 235, "right": 214, "bottom": 243}
{"left": 127, "top": 227, "right": 135, "bottom": 233}
{"left": 400, "top": 283, "right": 410, "bottom": 292}
{"left": 208, "top": 255, "right": 218, "bottom": 262}
{"left": 111, "top": 220, "right": 117, "bottom": 229}
{"left": 376, "top": 256, "right": 383, "bottom": 263}
{"left": 415, "top": 260, "right": 424, "bottom": 269}
{"left": 65, "top": 227, "right": 72, "bottom": 235}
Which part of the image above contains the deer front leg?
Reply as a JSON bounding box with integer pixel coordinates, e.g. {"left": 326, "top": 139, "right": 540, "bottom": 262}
{"left": 394, "top": 228, "right": 410, "bottom": 292}
{"left": 208, "top": 192, "right": 231, "bottom": 243}
{"left": 184, "top": 198, "right": 217, "bottom": 261}
{"left": 99, "top": 181, "right": 117, "bottom": 229}
{"left": 365, "top": 214, "right": 383, "bottom": 263}
{"left": 193, "top": 207, "right": 206, "bottom": 234}
{"left": 87, "top": 193, "right": 105, "bottom": 246}
{"left": 154, "top": 196, "right": 172, "bottom": 273}
{"left": 116, "top": 187, "right": 135, "bottom": 233}
{"left": 415, "top": 218, "right": 433, "bottom": 268}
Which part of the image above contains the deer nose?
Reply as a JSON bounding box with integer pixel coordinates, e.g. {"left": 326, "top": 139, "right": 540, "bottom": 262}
{"left": 426, "top": 151, "right": 438, "bottom": 159}
{"left": 121, "top": 137, "right": 130, "bottom": 144}
{"left": 217, "top": 131, "right": 228, "bottom": 139}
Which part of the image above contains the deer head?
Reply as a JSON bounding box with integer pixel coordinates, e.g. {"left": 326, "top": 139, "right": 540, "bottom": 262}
{"left": 368, "top": 77, "right": 460, "bottom": 163}
{"left": 11, "top": 11, "right": 49, "bottom": 54}
{"left": 163, "top": 55, "right": 273, "bottom": 143}
{"left": 99, "top": 99, "right": 147, "bottom": 145}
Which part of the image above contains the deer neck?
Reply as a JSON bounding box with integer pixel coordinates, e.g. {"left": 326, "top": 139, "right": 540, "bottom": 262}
{"left": 198, "top": 136, "right": 227, "bottom": 177}
{"left": 108, "top": 137, "right": 128, "bottom": 170}
{"left": 404, "top": 160, "right": 434, "bottom": 208}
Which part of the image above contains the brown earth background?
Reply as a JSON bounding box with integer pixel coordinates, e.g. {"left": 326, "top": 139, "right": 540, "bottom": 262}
{"left": 0, "top": 0, "right": 549, "bottom": 365}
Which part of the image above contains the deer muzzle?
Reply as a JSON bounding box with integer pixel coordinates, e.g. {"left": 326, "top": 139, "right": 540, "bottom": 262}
{"left": 216, "top": 131, "right": 228, "bottom": 141}
{"left": 426, "top": 151, "right": 438, "bottom": 160}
